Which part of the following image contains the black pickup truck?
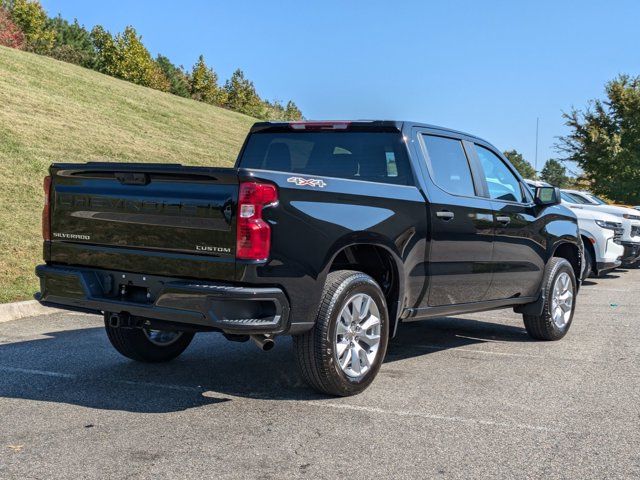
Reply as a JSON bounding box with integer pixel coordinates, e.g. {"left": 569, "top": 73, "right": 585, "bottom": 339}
{"left": 36, "top": 121, "right": 582, "bottom": 396}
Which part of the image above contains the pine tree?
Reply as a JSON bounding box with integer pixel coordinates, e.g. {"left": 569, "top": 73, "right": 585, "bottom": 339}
{"left": 156, "top": 54, "right": 190, "bottom": 98}
{"left": 540, "top": 159, "right": 570, "bottom": 187}
{"left": 262, "top": 100, "right": 286, "bottom": 120}
{"left": 223, "top": 69, "right": 263, "bottom": 117}
{"left": 47, "top": 15, "right": 96, "bottom": 67}
{"left": 503, "top": 150, "right": 537, "bottom": 179}
{"left": 557, "top": 75, "right": 640, "bottom": 204}
{"left": 284, "top": 100, "right": 303, "bottom": 121}
{"left": 90, "top": 25, "right": 169, "bottom": 92}
{"left": 190, "top": 55, "right": 222, "bottom": 105}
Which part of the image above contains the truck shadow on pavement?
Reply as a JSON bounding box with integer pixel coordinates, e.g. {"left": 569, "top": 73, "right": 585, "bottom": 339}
{"left": 0, "top": 315, "right": 531, "bottom": 413}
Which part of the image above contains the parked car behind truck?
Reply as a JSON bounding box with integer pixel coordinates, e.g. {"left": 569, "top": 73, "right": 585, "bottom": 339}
{"left": 561, "top": 189, "right": 640, "bottom": 267}
{"left": 525, "top": 180, "right": 624, "bottom": 278}
{"left": 36, "top": 121, "right": 582, "bottom": 396}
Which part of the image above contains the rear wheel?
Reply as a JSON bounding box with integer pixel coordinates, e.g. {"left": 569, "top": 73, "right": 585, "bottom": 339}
{"left": 523, "top": 258, "right": 576, "bottom": 341}
{"left": 104, "top": 314, "right": 195, "bottom": 362}
{"left": 293, "top": 270, "right": 389, "bottom": 396}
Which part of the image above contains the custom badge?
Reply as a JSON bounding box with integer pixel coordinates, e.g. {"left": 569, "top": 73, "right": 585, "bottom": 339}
{"left": 287, "top": 177, "right": 327, "bottom": 188}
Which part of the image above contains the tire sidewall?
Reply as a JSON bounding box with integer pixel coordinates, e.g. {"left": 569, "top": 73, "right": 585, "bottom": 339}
{"left": 324, "top": 276, "right": 389, "bottom": 394}
{"left": 104, "top": 314, "right": 195, "bottom": 362}
{"left": 583, "top": 247, "right": 594, "bottom": 281}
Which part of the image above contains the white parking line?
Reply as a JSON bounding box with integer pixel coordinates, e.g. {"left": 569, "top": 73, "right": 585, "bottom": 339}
{"left": 306, "top": 401, "right": 565, "bottom": 433}
{"left": 0, "top": 366, "right": 578, "bottom": 434}
{"left": 411, "top": 344, "right": 546, "bottom": 359}
{"left": 400, "top": 343, "right": 604, "bottom": 364}
{"left": 117, "top": 379, "right": 203, "bottom": 392}
{"left": 0, "top": 365, "right": 76, "bottom": 379}
{"left": 454, "top": 335, "right": 515, "bottom": 344}
{"left": 0, "top": 365, "right": 202, "bottom": 392}
{"left": 585, "top": 288, "right": 628, "bottom": 292}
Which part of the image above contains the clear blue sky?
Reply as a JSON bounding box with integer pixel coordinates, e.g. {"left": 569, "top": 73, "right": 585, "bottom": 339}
{"left": 42, "top": 0, "right": 640, "bottom": 173}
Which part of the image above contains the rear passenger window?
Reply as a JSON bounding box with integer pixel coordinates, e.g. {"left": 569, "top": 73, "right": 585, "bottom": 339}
{"left": 239, "top": 132, "right": 413, "bottom": 185}
{"left": 421, "top": 135, "right": 476, "bottom": 196}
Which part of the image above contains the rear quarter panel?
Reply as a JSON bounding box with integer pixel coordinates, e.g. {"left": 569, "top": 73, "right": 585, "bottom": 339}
{"left": 236, "top": 169, "right": 428, "bottom": 332}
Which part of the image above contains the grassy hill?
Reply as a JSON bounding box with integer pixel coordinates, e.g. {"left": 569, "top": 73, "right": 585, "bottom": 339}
{"left": 0, "top": 46, "right": 256, "bottom": 303}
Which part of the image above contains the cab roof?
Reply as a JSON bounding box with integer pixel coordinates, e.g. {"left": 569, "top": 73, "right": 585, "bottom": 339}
{"left": 250, "top": 120, "right": 488, "bottom": 143}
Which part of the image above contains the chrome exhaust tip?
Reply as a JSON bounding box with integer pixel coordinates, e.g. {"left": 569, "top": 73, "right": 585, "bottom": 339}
{"left": 250, "top": 334, "right": 275, "bottom": 351}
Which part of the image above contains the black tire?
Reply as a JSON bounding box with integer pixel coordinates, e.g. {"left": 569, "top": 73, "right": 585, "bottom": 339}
{"left": 523, "top": 257, "right": 577, "bottom": 341}
{"left": 104, "top": 314, "right": 195, "bottom": 362}
{"left": 582, "top": 246, "right": 594, "bottom": 281}
{"left": 293, "top": 270, "right": 389, "bottom": 396}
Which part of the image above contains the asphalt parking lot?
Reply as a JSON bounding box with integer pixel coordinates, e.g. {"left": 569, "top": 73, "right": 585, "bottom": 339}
{"left": 1, "top": 270, "right": 639, "bottom": 479}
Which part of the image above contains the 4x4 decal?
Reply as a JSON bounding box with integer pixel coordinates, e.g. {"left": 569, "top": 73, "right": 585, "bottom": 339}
{"left": 287, "top": 177, "right": 327, "bottom": 188}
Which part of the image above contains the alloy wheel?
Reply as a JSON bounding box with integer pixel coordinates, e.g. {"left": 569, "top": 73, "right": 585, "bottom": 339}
{"left": 551, "top": 272, "right": 573, "bottom": 328}
{"left": 143, "top": 328, "right": 184, "bottom": 347}
{"left": 334, "top": 293, "right": 382, "bottom": 379}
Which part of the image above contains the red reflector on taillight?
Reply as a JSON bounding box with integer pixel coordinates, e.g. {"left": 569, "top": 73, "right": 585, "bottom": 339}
{"left": 236, "top": 182, "right": 278, "bottom": 260}
{"left": 42, "top": 175, "right": 52, "bottom": 241}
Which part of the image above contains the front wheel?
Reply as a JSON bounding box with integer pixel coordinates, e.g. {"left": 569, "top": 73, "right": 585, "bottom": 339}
{"left": 293, "top": 270, "right": 389, "bottom": 396}
{"left": 104, "top": 314, "right": 195, "bottom": 362}
{"left": 523, "top": 257, "right": 577, "bottom": 341}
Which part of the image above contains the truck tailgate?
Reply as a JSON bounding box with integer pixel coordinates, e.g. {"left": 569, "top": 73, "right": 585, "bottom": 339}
{"left": 48, "top": 163, "right": 238, "bottom": 280}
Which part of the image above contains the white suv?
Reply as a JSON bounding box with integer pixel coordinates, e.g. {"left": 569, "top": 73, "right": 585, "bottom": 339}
{"left": 561, "top": 189, "right": 640, "bottom": 267}
{"left": 526, "top": 181, "right": 624, "bottom": 277}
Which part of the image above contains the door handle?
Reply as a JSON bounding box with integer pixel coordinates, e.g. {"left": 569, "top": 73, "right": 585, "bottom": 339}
{"left": 436, "top": 210, "right": 455, "bottom": 221}
{"left": 496, "top": 216, "right": 511, "bottom": 224}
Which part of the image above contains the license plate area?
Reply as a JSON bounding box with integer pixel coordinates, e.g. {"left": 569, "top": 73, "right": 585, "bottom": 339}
{"left": 118, "top": 283, "right": 152, "bottom": 304}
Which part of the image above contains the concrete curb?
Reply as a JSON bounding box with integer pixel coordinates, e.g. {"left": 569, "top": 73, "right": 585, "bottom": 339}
{"left": 0, "top": 300, "right": 63, "bottom": 323}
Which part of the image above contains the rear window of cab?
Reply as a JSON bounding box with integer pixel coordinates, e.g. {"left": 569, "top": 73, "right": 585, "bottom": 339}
{"left": 239, "top": 132, "right": 413, "bottom": 186}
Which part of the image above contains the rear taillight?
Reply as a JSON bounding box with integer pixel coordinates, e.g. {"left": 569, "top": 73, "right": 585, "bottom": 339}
{"left": 42, "top": 175, "right": 52, "bottom": 241}
{"left": 236, "top": 182, "right": 278, "bottom": 260}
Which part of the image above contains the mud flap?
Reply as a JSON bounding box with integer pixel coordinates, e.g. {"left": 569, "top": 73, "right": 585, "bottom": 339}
{"left": 513, "top": 291, "right": 544, "bottom": 316}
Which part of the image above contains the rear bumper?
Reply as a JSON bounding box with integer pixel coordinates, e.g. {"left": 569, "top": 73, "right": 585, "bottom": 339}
{"left": 35, "top": 264, "right": 290, "bottom": 335}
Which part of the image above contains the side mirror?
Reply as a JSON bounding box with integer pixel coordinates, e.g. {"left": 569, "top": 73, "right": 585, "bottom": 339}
{"left": 535, "top": 186, "right": 561, "bottom": 206}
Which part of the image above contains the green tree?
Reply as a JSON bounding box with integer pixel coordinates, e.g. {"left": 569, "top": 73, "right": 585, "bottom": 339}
{"left": 262, "top": 99, "right": 285, "bottom": 120}
{"left": 557, "top": 74, "right": 640, "bottom": 204}
{"left": 223, "top": 69, "right": 263, "bottom": 117}
{"left": 283, "top": 100, "right": 303, "bottom": 121}
{"left": 47, "top": 15, "right": 96, "bottom": 67}
{"left": 156, "top": 54, "right": 190, "bottom": 98}
{"left": 540, "top": 159, "right": 570, "bottom": 187}
{"left": 261, "top": 99, "right": 304, "bottom": 121}
{"left": 90, "top": 25, "right": 169, "bottom": 92}
{"left": 503, "top": 149, "right": 537, "bottom": 179}
{"left": 190, "top": 55, "right": 222, "bottom": 105}
{"left": 90, "top": 25, "right": 117, "bottom": 72}
{"left": 8, "top": 0, "right": 55, "bottom": 53}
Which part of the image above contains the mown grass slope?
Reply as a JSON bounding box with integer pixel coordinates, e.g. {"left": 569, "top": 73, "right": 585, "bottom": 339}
{"left": 0, "top": 46, "right": 255, "bottom": 302}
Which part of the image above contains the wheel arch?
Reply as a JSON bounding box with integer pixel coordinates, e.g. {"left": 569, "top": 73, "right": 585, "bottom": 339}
{"left": 323, "top": 238, "right": 406, "bottom": 338}
{"left": 551, "top": 241, "right": 582, "bottom": 283}
{"left": 516, "top": 241, "right": 581, "bottom": 316}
